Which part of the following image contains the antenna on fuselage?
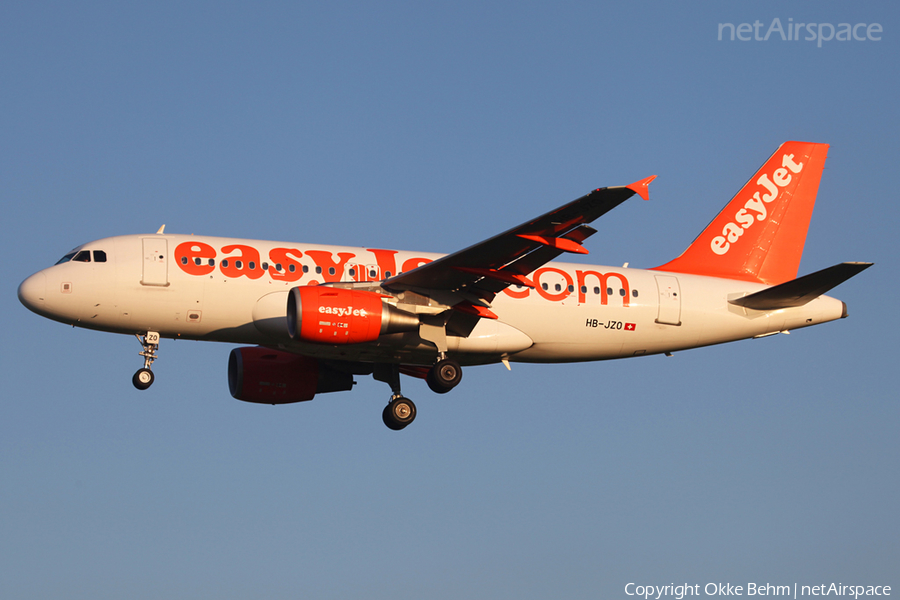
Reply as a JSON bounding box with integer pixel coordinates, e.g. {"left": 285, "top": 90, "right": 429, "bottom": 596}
{"left": 156, "top": 225, "right": 166, "bottom": 234}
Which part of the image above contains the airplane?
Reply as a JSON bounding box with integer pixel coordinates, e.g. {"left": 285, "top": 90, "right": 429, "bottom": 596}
{"left": 18, "top": 141, "right": 872, "bottom": 430}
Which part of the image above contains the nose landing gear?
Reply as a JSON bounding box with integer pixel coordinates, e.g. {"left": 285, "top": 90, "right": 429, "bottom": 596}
{"left": 132, "top": 331, "right": 159, "bottom": 390}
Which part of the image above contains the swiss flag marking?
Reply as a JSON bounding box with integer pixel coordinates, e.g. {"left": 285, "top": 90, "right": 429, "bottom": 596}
{"left": 625, "top": 323, "right": 636, "bottom": 331}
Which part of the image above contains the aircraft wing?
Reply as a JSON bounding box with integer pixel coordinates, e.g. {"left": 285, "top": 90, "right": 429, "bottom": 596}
{"left": 382, "top": 177, "right": 655, "bottom": 301}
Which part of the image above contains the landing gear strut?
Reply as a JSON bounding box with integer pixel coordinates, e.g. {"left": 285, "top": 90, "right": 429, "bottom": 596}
{"left": 133, "top": 331, "right": 159, "bottom": 390}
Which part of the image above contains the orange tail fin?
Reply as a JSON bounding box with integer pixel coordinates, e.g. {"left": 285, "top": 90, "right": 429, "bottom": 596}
{"left": 653, "top": 141, "right": 829, "bottom": 285}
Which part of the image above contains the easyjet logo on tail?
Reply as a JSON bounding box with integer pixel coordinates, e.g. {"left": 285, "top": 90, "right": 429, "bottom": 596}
{"left": 710, "top": 152, "right": 804, "bottom": 255}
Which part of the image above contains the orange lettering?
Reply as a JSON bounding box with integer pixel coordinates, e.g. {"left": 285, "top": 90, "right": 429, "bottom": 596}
{"left": 401, "top": 257, "right": 432, "bottom": 273}
{"left": 533, "top": 267, "right": 573, "bottom": 302}
{"left": 367, "top": 249, "right": 399, "bottom": 279}
{"left": 220, "top": 245, "right": 265, "bottom": 280}
{"left": 305, "top": 250, "right": 356, "bottom": 283}
{"left": 576, "top": 270, "right": 630, "bottom": 306}
{"left": 268, "top": 247, "right": 304, "bottom": 282}
{"left": 174, "top": 241, "right": 216, "bottom": 276}
{"left": 503, "top": 285, "right": 532, "bottom": 299}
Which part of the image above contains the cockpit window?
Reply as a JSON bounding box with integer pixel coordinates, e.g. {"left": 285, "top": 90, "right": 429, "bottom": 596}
{"left": 54, "top": 248, "right": 106, "bottom": 264}
{"left": 55, "top": 252, "right": 77, "bottom": 265}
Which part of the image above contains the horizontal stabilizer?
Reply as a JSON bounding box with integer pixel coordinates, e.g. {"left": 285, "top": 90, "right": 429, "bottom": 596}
{"left": 729, "top": 262, "right": 873, "bottom": 310}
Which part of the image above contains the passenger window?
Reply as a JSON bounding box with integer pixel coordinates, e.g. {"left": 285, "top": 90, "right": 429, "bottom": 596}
{"left": 194, "top": 258, "right": 201, "bottom": 266}
{"left": 208, "top": 259, "right": 215, "bottom": 267}
{"left": 328, "top": 267, "right": 335, "bottom": 276}
{"left": 93, "top": 250, "right": 107, "bottom": 263}
{"left": 73, "top": 250, "right": 91, "bottom": 262}
{"left": 181, "top": 256, "right": 189, "bottom": 265}
{"left": 542, "top": 283, "right": 549, "bottom": 291}
{"left": 619, "top": 289, "right": 626, "bottom": 297}
{"left": 581, "top": 286, "right": 587, "bottom": 294}
{"left": 385, "top": 271, "right": 392, "bottom": 278}
{"left": 289, "top": 264, "right": 296, "bottom": 273}
{"left": 315, "top": 266, "right": 322, "bottom": 274}
{"left": 349, "top": 268, "right": 356, "bottom": 277}
{"left": 302, "top": 265, "right": 309, "bottom": 273}
{"left": 607, "top": 287, "right": 613, "bottom": 295}
{"left": 568, "top": 285, "right": 574, "bottom": 293}
{"left": 249, "top": 261, "right": 256, "bottom": 270}
{"left": 222, "top": 259, "right": 229, "bottom": 268}
{"left": 593, "top": 287, "right": 600, "bottom": 295}
{"left": 633, "top": 289, "right": 639, "bottom": 298}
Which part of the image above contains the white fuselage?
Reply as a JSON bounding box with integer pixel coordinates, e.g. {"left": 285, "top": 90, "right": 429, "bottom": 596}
{"left": 18, "top": 233, "right": 846, "bottom": 366}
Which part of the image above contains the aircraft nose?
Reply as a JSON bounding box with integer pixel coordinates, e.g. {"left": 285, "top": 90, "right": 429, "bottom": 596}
{"left": 18, "top": 272, "right": 47, "bottom": 313}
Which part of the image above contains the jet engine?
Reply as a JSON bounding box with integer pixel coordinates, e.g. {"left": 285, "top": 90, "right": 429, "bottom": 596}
{"left": 287, "top": 286, "right": 419, "bottom": 344}
{"left": 228, "top": 346, "right": 354, "bottom": 404}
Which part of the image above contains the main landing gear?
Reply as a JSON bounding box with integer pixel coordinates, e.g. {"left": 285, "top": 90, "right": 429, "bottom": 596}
{"left": 382, "top": 395, "right": 417, "bottom": 431}
{"left": 375, "top": 356, "right": 463, "bottom": 430}
{"left": 132, "top": 331, "right": 159, "bottom": 390}
{"left": 426, "top": 357, "right": 462, "bottom": 394}
{"left": 374, "top": 364, "right": 415, "bottom": 430}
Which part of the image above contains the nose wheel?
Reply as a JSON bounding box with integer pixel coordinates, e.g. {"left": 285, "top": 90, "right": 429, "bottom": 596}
{"left": 132, "top": 331, "right": 159, "bottom": 390}
{"left": 133, "top": 368, "right": 155, "bottom": 390}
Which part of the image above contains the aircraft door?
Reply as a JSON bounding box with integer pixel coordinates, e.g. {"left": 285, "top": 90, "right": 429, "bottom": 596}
{"left": 142, "top": 238, "right": 169, "bottom": 286}
{"left": 654, "top": 275, "right": 681, "bottom": 325}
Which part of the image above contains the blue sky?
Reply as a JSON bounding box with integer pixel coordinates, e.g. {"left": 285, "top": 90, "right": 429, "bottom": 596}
{"left": 1, "top": 2, "right": 897, "bottom": 598}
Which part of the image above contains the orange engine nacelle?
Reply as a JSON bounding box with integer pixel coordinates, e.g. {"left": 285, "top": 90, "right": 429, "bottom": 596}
{"left": 227, "top": 346, "right": 354, "bottom": 404}
{"left": 286, "top": 286, "right": 419, "bottom": 345}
